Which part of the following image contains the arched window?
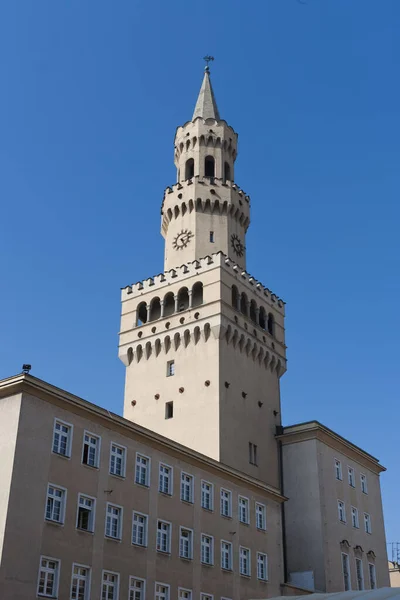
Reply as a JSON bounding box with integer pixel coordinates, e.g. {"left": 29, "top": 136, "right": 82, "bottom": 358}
{"left": 163, "top": 292, "right": 175, "bottom": 317}
{"left": 224, "top": 162, "right": 231, "bottom": 181}
{"left": 185, "top": 158, "right": 194, "bottom": 180}
{"left": 177, "top": 287, "right": 189, "bottom": 312}
{"left": 149, "top": 297, "right": 161, "bottom": 322}
{"left": 231, "top": 285, "right": 239, "bottom": 309}
{"left": 250, "top": 300, "right": 257, "bottom": 323}
{"left": 137, "top": 302, "right": 148, "bottom": 326}
{"left": 240, "top": 292, "right": 248, "bottom": 316}
{"left": 267, "top": 313, "right": 275, "bottom": 336}
{"left": 204, "top": 156, "right": 215, "bottom": 178}
{"left": 192, "top": 282, "right": 203, "bottom": 307}
{"left": 259, "top": 307, "right": 266, "bottom": 330}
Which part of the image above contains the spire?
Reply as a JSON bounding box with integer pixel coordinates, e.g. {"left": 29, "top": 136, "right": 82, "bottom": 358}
{"left": 192, "top": 63, "right": 220, "bottom": 122}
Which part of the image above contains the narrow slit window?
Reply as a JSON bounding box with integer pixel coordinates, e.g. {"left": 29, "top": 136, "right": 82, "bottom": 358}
{"left": 165, "top": 402, "right": 173, "bottom": 419}
{"left": 210, "top": 231, "right": 214, "bottom": 243}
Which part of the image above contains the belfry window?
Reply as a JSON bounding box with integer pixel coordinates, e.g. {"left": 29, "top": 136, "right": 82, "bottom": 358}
{"left": 224, "top": 162, "right": 231, "bottom": 181}
{"left": 185, "top": 159, "right": 194, "bottom": 180}
{"left": 267, "top": 313, "right": 274, "bottom": 336}
{"left": 204, "top": 156, "right": 215, "bottom": 178}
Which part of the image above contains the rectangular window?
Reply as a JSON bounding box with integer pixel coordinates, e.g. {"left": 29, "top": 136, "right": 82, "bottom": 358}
{"left": 135, "top": 453, "right": 150, "bottom": 487}
{"left": 342, "top": 553, "right": 351, "bottom": 591}
{"left": 220, "top": 488, "right": 232, "bottom": 518}
{"left": 200, "top": 594, "right": 213, "bottom": 600}
{"left": 338, "top": 500, "right": 346, "bottom": 523}
{"left": 45, "top": 484, "right": 66, "bottom": 524}
{"left": 256, "top": 502, "right": 267, "bottom": 530}
{"left": 76, "top": 494, "right": 95, "bottom": 532}
{"left": 257, "top": 552, "right": 268, "bottom": 581}
{"left": 129, "top": 577, "right": 145, "bottom": 600}
{"left": 249, "top": 442, "right": 258, "bottom": 465}
{"left": 155, "top": 583, "right": 170, "bottom": 600}
{"left": 82, "top": 432, "right": 100, "bottom": 468}
{"left": 105, "top": 503, "right": 122, "bottom": 540}
{"left": 178, "top": 588, "right": 192, "bottom": 600}
{"left": 201, "top": 533, "right": 214, "bottom": 565}
{"left": 37, "top": 556, "right": 60, "bottom": 598}
{"left": 335, "top": 459, "right": 342, "bottom": 480}
{"left": 157, "top": 520, "right": 171, "bottom": 553}
{"left": 159, "top": 463, "right": 173, "bottom": 495}
{"left": 361, "top": 473, "right": 368, "bottom": 494}
{"left": 351, "top": 506, "right": 359, "bottom": 528}
{"left": 167, "top": 360, "right": 175, "bottom": 377}
{"left": 348, "top": 467, "right": 355, "bottom": 487}
{"left": 221, "top": 541, "right": 233, "bottom": 571}
{"left": 102, "top": 571, "right": 119, "bottom": 600}
{"left": 239, "top": 546, "right": 251, "bottom": 576}
{"left": 369, "top": 563, "right": 377, "bottom": 589}
{"left": 239, "top": 496, "right": 250, "bottom": 524}
{"left": 132, "top": 512, "right": 148, "bottom": 546}
{"left": 179, "top": 527, "right": 193, "bottom": 559}
{"left": 52, "top": 419, "right": 72, "bottom": 457}
{"left": 70, "top": 563, "right": 90, "bottom": 600}
{"left": 356, "top": 558, "right": 364, "bottom": 590}
{"left": 364, "top": 513, "right": 372, "bottom": 534}
{"left": 165, "top": 401, "right": 173, "bottom": 419}
{"left": 201, "top": 481, "right": 213, "bottom": 511}
{"left": 110, "top": 443, "right": 126, "bottom": 477}
{"left": 180, "top": 472, "right": 194, "bottom": 503}
{"left": 209, "top": 231, "right": 214, "bottom": 243}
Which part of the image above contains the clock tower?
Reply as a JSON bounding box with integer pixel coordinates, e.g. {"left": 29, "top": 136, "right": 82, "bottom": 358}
{"left": 119, "top": 65, "right": 287, "bottom": 489}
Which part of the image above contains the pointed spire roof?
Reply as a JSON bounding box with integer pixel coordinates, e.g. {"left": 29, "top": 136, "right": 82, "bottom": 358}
{"left": 192, "top": 67, "right": 220, "bottom": 121}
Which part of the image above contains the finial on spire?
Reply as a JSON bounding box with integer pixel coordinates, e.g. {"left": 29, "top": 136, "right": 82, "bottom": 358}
{"left": 203, "top": 55, "right": 215, "bottom": 73}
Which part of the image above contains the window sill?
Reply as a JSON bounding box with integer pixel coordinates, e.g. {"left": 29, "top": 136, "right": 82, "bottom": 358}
{"left": 181, "top": 499, "right": 194, "bottom": 506}
{"left": 256, "top": 527, "right": 267, "bottom": 532}
{"left": 201, "top": 562, "right": 214, "bottom": 567}
{"left": 105, "top": 535, "right": 122, "bottom": 542}
{"left": 202, "top": 507, "right": 214, "bottom": 513}
{"left": 156, "top": 550, "right": 171, "bottom": 556}
{"left": 110, "top": 473, "right": 126, "bottom": 480}
{"left": 135, "top": 482, "right": 150, "bottom": 488}
{"left": 180, "top": 556, "right": 193, "bottom": 562}
{"left": 221, "top": 567, "right": 233, "bottom": 573}
{"left": 81, "top": 462, "right": 99, "bottom": 470}
{"left": 76, "top": 527, "right": 94, "bottom": 534}
{"left": 239, "top": 521, "right": 250, "bottom": 526}
{"left": 52, "top": 450, "right": 71, "bottom": 460}
{"left": 37, "top": 595, "right": 58, "bottom": 599}
{"left": 257, "top": 578, "right": 268, "bottom": 583}
{"left": 45, "top": 518, "right": 64, "bottom": 527}
{"left": 240, "top": 573, "right": 251, "bottom": 579}
{"left": 132, "top": 542, "right": 147, "bottom": 548}
{"left": 221, "top": 514, "right": 232, "bottom": 520}
{"left": 159, "top": 491, "right": 173, "bottom": 498}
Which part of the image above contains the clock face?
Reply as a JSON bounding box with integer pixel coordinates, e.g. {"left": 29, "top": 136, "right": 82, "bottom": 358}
{"left": 231, "top": 233, "right": 245, "bottom": 257}
{"left": 173, "top": 229, "right": 193, "bottom": 250}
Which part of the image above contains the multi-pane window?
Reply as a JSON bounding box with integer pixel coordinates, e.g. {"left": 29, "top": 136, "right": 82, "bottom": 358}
{"left": 369, "top": 563, "right": 377, "bottom": 589}
{"left": 201, "top": 481, "right": 213, "bottom": 511}
{"left": 37, "top": 557, "right": 59, "bottom": 598}
{"left": 179, "top": 527, "right": 193, "bottom": 559}
{"left": 239, "top": 496, "right": 250, "bottom": 524}
{"left": 45, "top": 485, "right": 66, "bottom": 524}
{"left": 361, "top": 474, "right": 368, "bottom": 494}
{"left": 167, "top": 360, "right": 175, "bottom": 377}
{"left": 82, "top": 432, "right": 100, "bottom": 468}
{"left": 52, "top": 420, "right": 72, "bottom": 457}
{"left": 335, "top": 459, "right": 343, "bottom": 480}
{"left": 257, "top": 552, "right": 268, "bottom": 581}
{"left": 220, "top": 488, "right": 232, "bottom": 518}
{"left": 239, "top": 546, "right": 251, "bottom": 576}
{"left": 338, "top": 500, "right": 346, "bottom": 523}
{"left": 351, "top": 506, "right": 359, "bottom": 528}
{"left": 155, "top": 583, "right": 170, "bottom": 600}
{"left": 157, "top": 520, "right": 171, "bottom": 553}
{"left": 135, "top": 454, "right": 150, "bottom": 486}
{"left": 76, "top": 494, "right": 95, "bottom": 532}
{"left": 70, "top": 564, "right": 90, "bottom": 600}
{"left": 132, "top": 512, "right": 148, "bottom": 546}
{"left": 181, "top": 472, "right": 194, "bottom": 503}
{"left": 102, "top": 571, "right": 119, "bottom": 600}
{"left": 110, "top": 443, "right": 126, "bottom": 477}
{"left": 129, "top": 577, "right": 145, "bottom": 600}
{"left": 201, "top": 534, "right": 214, "bottom": 565}
{"left": 221, "top": 541, "right": 233, "bottom": 570}
{"left": 342, "top": 553, "right": 351, "bottom": 591}
{"left": 179, "top": 588, "right": 192, "bottom": 600}
{"left": 356, "top": 558, "right": 364, "bottom": 590}
{"left": 249, "top": 442, "right": 258, "bottom": 465}
{"left": 348, "top": 467, "right": 355, "bottom": 487}
{"left": 105, "top": 503, "right": 122, "bottom": 540}
{"left": 364, "top": 513, "right": 372, "bottom": 534}
{"left": 256, "top": 503, "right": 267, "bottom": 530}
{"left": 159, "top": 464, "right": 173, "bottom": 495}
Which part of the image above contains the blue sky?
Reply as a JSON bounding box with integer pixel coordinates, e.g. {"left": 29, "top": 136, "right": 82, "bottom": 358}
{"left": 0, "top": 1, "right": 399, "bottom": 546}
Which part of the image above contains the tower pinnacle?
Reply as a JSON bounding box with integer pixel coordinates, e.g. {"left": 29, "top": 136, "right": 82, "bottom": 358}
{"left": 192, "top": 60, "right": 220, "bottom": 121}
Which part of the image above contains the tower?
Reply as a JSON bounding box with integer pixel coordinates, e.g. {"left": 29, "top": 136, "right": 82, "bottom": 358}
{"left": 119, "top": 65, "right": 287, "bottom": 488}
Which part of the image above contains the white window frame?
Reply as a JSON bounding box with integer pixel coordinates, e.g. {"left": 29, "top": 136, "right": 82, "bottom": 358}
{"left": 239, "top": 496, "right": 250, "bottom": 524}
{"left": 70, "top": 562, "right": 91, "bottom": 600}
{"left": 334, "top": 458, "right": 342, "bottom": 480}
{"left": 361, "top": 473, "right": 368, "bottom": 494}
{"left": 257, "top": 552, "right": 268, "bottom": 581}
{"left": 155, "top": 582, "right": 170, "bottom": 600}
{"left": 342, "top": 552, "right": 351, "bottom": 591}
{"left": 200, "top": 594, "right": 213, "bottom": 600}
{"left": 201, "top": 533, "right": 214, "bottom": 565}
{"left": 364, "top": 512, "right": 372, "bottom": 534}
{"left": 338, "top": 500, "right": 346, "bottom": 523}
{"left": 221, "top": 540, "right": 233, "bottom": 571}
{"left": 129, "top": 576, "right": 146, "bottom": 600}
{"left": 37, "top": 555, "right": 60, "bottom": 598}
{"left": 45, "top": 483, "right": 67, "bottom": 524}
{"left": 166, "top": 360, "right": 175, "bottom": 377}
{"left": 179, "top": 526, "right": 193, "bottom": 560}
{"left": 201, "top": 480, "right": 214, "bottom": 511}
{"left": 109, "top": 442, "right": 126, "bottom": 478}
{"left": 239, "top": 546, "right": 251, "bottom": 577}
{"left": 351, "top": 506, "right": 359, "bottom": 528}
{"left": 52, "top": 418, "right": 73, "bottom": 458}
{"left": 356, "top": 557, "right": 364, "bottom": 590}
{"left": 105, "top": 502, "right": 123, "bottom": 540}
{"left": 256, "top": 502, "right": 267, "bottom": 530}
{"left": 76, "top": 493, "right": 96, "bottom": 532}
{"left": 156, "top": 519, "right": 172, "bottom": 554}
{"left": 180, "top": 472, "right": 194, "bottom": 504}
{"left": 348, "top": 466, "right": 355, "bottom": 487}
{"left": 220, "top": 488, "right": 232, "bottom": 518}
{"left": 81, "top": 430, "right": 101, "bottom": 468}
{"left": 159, "top": 463, "right": 173, "bottom": 495}
{"left": 368, "top": 563, "right": 377, "bottom": 589}
{"left": 132, "top": 511, "right": 148, "bottom": 547}
{"left": 101, "top": 570, "right": 119, "bottom": 600}
{"left": 178, "top": 588, "right": 192, "bottom": 600}
{"left": 135, "top": 453, "right": 151, "bottom": 487}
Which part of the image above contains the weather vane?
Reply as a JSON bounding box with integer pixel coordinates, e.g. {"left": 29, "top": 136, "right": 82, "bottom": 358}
{"left": 203, "top": 55, "right": 215, "bottom": 71}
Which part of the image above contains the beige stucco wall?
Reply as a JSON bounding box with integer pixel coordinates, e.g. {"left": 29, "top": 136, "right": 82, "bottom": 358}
{"left": 389, "top": 562, "right": 400, "bottom": 587}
